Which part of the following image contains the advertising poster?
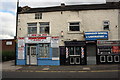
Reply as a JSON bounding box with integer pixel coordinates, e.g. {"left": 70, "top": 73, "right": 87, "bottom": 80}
{"left": 112, "top": 46, "right": 120, "bottom": 54}
{"left": 51, "top": 37, "right": 59, "bottom": 48}
{"left": 18, "top": 47, "right": 25, "bottom": 59}
{"left": 18, "top": 37, "right": 25, "bottom": 47}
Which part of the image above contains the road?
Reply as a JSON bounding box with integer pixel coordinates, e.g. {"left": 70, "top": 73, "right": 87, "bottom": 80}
{"left": 2, "top": 71, "right": 119, "bottom": 78}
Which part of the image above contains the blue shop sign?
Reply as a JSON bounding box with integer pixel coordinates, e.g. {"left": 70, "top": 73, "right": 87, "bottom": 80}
{"left": 85, "top": 31, "right": 108, "bottom": 40}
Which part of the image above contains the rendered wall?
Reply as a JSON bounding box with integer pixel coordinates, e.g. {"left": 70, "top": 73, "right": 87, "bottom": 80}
{"left": 17, "top": 9, "right": 119, "bottom": 46}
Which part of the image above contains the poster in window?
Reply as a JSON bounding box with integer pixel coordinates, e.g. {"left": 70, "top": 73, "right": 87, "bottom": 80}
{"left": 18, "top": 47, "right": 25, "bottom": 59}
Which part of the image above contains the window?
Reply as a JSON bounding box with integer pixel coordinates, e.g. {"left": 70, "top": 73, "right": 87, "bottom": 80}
{"left": 67, "top": 46, "right": 81, "bottom": 55}
{"left": 35, "top": 13, "right": 42, "bottom": 19}
{"left": 69, "top": 22, "right": 80, "bottom": 31}
{"left": 27, "top": 23, "right": 37, "bottom": 34}
{"left": 39, "top": 22, "right": 49, "bottom": 34}
{"left": 103, "top": 21, "right": 109, "bottom": 30}
{"left": 38, "top": 44, "right": 50, "bottom": 58}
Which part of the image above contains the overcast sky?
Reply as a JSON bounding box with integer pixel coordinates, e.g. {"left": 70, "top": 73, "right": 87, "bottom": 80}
{"left": 0, "top": 0, "right": 119, "bottom": 39}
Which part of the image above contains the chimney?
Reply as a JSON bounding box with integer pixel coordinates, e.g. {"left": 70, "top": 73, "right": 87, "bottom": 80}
{"left": 21, "top": 6, "right": 31, "bottom": 12}
{"left": 61, "top": 3, "right": 65, "bottom": 7}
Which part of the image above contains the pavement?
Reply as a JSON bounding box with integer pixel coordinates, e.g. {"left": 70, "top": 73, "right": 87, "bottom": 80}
{"left": 2, "top": 60, "right": 22, "bottom": 71}
{"left": 1, "top": 60, "right": 120, "bottom": 72}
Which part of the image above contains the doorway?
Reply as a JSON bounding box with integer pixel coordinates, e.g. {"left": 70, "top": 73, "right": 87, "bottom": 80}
{"left": 86, "top": 43, "right": 97, "bottom": 65}
{"left": 26, "top": 44, "right": 37, "bottom": 65}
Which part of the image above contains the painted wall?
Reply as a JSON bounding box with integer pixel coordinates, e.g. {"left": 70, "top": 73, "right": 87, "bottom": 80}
{"left": 17, "top": 9, "right": 119, "bottom": 46}
{"left": 118, "top": 9, "right": 120, "bottom": 40}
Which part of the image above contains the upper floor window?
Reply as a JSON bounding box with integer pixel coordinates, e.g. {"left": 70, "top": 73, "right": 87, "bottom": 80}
{"left": 39, "top": 22, "right": 49, "bottom": 34}
{"left": 69, "top": 22, "right": 80, "bottom": 31}
{"left": 103, "top": 21, "right": 110, "bottom": 30}
{"left": 27, "top": 23, "right": 37, "bottom": 34}
{"left": 35, "top": 13, "right": 42, "bottom": 19}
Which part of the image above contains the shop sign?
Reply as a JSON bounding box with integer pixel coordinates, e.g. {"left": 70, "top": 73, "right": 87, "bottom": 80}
{"left": 52, "top": 57, "right": 59, "bottom": 60}
{"left": 97, "top": 40, "right": 120, "bottom": 46}
{"left": 51, "top": 36, "right": 59, "bottom": 48}
{"left": 85, "top": 31, "right": 108, "bottom": 40}
{"left": 18, "top": 47, "right": 25, "bottom": 59}
{"left": 26, "top": 37, "right": 51, "bottom": 43}
{"left": 18, "top": 37, "right": 25, "bottom": 47}
{"left": 112, "top": 46, "right": 120, "bottom": 53}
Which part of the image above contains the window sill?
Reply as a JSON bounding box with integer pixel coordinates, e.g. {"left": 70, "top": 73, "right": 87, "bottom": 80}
{"left": 67, "top": 31, "right": 83, "bottom": 34}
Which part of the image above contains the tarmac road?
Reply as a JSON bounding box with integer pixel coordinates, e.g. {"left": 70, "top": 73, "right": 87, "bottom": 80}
{"left": 2, "top": 71, "right": 119, "bottom": 78}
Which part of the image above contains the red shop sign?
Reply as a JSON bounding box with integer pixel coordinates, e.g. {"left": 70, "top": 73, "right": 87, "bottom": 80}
{"left": 112, "top": 46, "right": 120, "bottom": 53}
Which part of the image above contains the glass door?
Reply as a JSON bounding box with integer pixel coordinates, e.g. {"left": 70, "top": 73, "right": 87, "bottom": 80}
{"left": 67, "top": 46, "right": 81, "bottom": 65}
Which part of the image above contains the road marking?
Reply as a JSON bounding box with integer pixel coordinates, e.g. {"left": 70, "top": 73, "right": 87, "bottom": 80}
{"left": 42, "top": 68, "right": 49, "bottom": 70}
{"left": 15, "top": 70, "right": 120, "bottom": 73}
{"left": 82, "top": 67, "right": 90, "bottom": 70}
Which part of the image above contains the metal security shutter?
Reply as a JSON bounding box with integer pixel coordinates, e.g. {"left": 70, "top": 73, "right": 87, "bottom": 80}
{"left": 52, "top": 48, "right": 59, "bottom": 57}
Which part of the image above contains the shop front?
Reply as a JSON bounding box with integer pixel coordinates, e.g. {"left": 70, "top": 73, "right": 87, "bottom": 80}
{"left": 64, "top": 41, "right": 86, "bottom": 65}
{"left": 16, "top": 34, "right": 60, "bottom": 65}
{"left": 97, "top": 40, "right": 120, "bottom": 64}
{"left": 84, "top": 31, "right": 108, "bottom": 65}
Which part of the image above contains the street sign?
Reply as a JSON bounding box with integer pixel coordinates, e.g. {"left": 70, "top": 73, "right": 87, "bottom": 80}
{"left": 85, "top": 31, "right": 108, "bottom": 40}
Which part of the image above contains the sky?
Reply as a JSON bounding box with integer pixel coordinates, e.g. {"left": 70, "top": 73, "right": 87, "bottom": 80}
{"left": 0, "top": 0, "right": 119, "bottom": 39}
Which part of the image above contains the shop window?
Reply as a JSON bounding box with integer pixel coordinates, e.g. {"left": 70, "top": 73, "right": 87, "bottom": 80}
{"left": 39, "top": 22, "right": 49, "bottom": 34}
{"left": 69, "top": 22, "right": 80, "bottom": 31}
{"left": 68, "top": 46, "right": 81, "bottom": 55}
{"left": 103, "top": 21, "right": 109, "bottom": 30}
{"left": 52, "top": 48, "right": 59, "bottom": 57}
{"left": 35, "top": 13, "right": 42, "bottom": 19}
{"left": 27, "top": 23, "right": 37, "bottom": 34}
{"left": 38, "top": 44, "right": 50, "bottom": 58}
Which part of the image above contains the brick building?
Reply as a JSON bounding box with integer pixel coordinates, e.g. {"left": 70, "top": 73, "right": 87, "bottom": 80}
{"left": 1, "top": 39, "right": 15, "bottom": 61}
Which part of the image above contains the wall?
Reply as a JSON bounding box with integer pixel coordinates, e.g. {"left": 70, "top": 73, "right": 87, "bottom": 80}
{"left": 1, "top": 39, "right": 15, "bottom": 61}
{"left": 118, "top": 9, "right": 120, "bottom": 40}
{"left": 17, "top": 9, "right": 119, "bottom": 46}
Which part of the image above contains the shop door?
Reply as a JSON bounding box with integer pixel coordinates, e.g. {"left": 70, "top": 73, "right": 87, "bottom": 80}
{"left": 86, "top": 43, "right": 96, "bottom": 65}
{"left": 68, "top": 46, "right": 81, "bottom": 65}
{"left": 26, "top": 45, "right": 37, "bottom": 65}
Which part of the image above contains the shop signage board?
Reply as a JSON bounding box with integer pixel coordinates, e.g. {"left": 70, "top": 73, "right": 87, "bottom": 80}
{"left": 18, "top": 37, "right": 25, "bottom": 47}
{"left": 18, "top": 37, "right": 25, "bottom": 59}
{"left": 97, "top": 40, "right": 120, "bottom": 55}
{"left": 51, "top": 37, "right": 59, "bottom": 48}
{"left": 25, "top": 37, "right": 51, "bottom": 43}
{"left": 85, "top": 31, "right": 108, "bottom": 40}
{"left": 18, "top": 47, "right": 25, "bottom": 59}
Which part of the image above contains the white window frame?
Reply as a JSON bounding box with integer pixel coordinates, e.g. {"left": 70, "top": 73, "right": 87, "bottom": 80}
{"left": 75, "top": 57, "right": 80, "bottom": 64}
{"left": 35, "top": 13, "right": 42, "bottom": 19}
{"left": 114, "top": 56, "right": 119, "bottom": 62}
{"left": 103, "top": 20, "right": 110, "bottom": 30}
{"left": 39, "top": 22, "right": 49, "bottom": 34}
{"left": 100, "top": 56, "right": 106, "bottom": 62}
{"left": 68, "top": 22, "right": 80, "bottom": 32}
{"left": 107, "top": 56, "right": 113, "bottom": 62}
{"left": 27, "top": 23, "right": 37, "bottom": 34}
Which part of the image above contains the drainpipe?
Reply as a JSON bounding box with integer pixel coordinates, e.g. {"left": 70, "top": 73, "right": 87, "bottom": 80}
{"left": 15, "top": 0, "right": 19, "bottom": 65}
